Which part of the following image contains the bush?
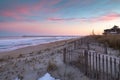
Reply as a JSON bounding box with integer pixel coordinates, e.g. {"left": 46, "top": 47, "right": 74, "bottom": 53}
{"left": 0, "top": 58, "right": 5, "bottom": 62}
{"left": 18, "top": 54, "right": 24, "bottom": 58}
{"left": 47, "top": 61, "right": 57, "bottom": 72}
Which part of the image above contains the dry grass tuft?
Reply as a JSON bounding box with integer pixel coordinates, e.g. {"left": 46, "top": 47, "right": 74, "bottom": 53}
{"left": 17, "top": 54, "right": 24, "bottom": 58}
{"left": 47, "top": 61, "right": 57, "bottom": 72}
{"left": 89, "top": 34, "right": 120, "bottom": 50}
{"left": 0, "top": 58, "right": 5, "bottom": 62}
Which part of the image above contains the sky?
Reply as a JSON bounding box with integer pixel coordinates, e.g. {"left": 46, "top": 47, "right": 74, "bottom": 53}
{"left": 0, "top": 0, "right": 120, "bottom": 36}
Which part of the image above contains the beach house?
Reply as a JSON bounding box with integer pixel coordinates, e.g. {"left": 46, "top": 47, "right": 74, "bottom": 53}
{"left": 103, "top": 25, "right": 120, "bottom": 35}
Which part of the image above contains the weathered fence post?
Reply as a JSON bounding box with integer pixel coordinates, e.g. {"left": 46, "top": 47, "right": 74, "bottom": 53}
{"left": 63, "top": 48, "right": 67, "bottom": 63}
{"left": 106, "top": 56, "right": 108, "bottom": 80}
{"left": 102, "top": 55, "right": 105, "bottom": 80}
{"left": 118, "top": 60, "right": 120, "bottom": 80}
{"left": 113, "top": 58, "right": 116, "bottom": 80}
{"left": 84, "top": 50, "right": 88, "bottom": 75}
{"left": 110, "top": 57, "right": 113, "bottom": 79}
{"left": 104, "top": 43, "right": 108, "bottom": 54}
{"left": 87, "top": 42, "right": 90, "bottom": 50}
{"left": 93, "top": 52, "right": 95, "bottom": 78}
{"left": 95, "top": 53, "right": 98, "bottom": 80}
{"left": 88, "top": 52, "right": 91, "bottom": 78}
{"left": 98, "top": 54, "right": 101, "bottom": 79}
{"left": 73, "top": 41, "right": 76, "bottom": 50}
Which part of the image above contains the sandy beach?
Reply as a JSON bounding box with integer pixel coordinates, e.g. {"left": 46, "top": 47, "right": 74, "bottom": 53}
{"left": 0, "top": 38, "right": 78, "bottom": 58}
{"left": 0, "top": 37, "right": 91, "bottom": 80}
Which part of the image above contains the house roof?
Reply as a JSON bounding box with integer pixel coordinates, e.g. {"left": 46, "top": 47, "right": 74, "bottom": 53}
{"left": 103, "top": 25, "right": 120, "bottom": 34}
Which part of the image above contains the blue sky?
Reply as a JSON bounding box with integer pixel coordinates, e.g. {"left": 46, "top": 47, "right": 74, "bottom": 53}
{"left": 0, "top": 0, "right": 120, "bottom": 36}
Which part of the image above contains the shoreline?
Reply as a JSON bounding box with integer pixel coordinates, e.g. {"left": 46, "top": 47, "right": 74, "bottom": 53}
{"left": 0, "top": 37, "right": 80, "bottom": 58}
{"left": 0, "top": 35, "right": 119, "bottom": 80}
{"left": 0, "top": 36, "right": 79, "bottom": 53}
{"left": 0, "top": 37, "right": 91, "bottom": 80}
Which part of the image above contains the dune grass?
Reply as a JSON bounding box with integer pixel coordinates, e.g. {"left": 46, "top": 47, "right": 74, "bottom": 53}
{"left": 89, "top": 34, "right": 120, "bottom": 50}
{"left": 47, "top": 61, "right": 58, "bottom": 72}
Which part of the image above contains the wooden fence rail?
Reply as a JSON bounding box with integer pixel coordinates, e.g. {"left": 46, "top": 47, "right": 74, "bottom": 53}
{"left": 63, "top": 39, "right": 120, "bottom": 80}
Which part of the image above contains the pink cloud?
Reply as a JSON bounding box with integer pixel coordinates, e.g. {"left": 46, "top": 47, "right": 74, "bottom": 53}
{"left": 0, "top": 22, "right": 44, "bottom": 34}
{"left": 48, "top": 17, "right": 91, "bottom": 22}
{"left": 0, "top": 21, "right": 78, "bottom": 35}
{"left": 0, "top": 0, "right": 61, "bottom": 20}
{"left": 2, "top": 11, "right": 16, "bottom": 17}
{"left": 0, "top": 21, "right": 99, "bottom": 36}
{"left": 48, "top": 17, "right": 78, "bottom": 21}
{"left": 96, "top": 13, "right": 120, "bottom": 21}
{"left": 0, "top": 10, "right": 28, "bottom": 21}
{"left": 17, "top": 7, "right": 30, "bottom": 15}
{"left": 0, "top": 8, "right": 31, "bottom": 21}
{"left": 33, "top": 0, "right": 61, "bottom": 13}
{"left": 48, "top": 13, "right": 120, "bottom": 22}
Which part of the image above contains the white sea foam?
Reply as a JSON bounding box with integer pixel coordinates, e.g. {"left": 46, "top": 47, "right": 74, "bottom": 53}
{"left": 0, "top": 36, "right": 78, "bottom": 52}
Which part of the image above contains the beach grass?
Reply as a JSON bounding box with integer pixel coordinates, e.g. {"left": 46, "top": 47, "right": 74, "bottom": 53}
{"left": 89, "top": 34, "right": 120, "bottom": 50}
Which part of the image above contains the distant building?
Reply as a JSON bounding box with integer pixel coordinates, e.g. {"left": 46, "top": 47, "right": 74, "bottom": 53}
{"left": 103, "top": 25, "right": 120, "bottom": 35}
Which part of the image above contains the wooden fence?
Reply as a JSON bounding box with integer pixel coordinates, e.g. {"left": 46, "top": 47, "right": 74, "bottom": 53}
{"left": 79, "top": 50, "right": 120, "bottom": 80}
{"left": 63, "top": 39, "right": 120, "bottom": 80}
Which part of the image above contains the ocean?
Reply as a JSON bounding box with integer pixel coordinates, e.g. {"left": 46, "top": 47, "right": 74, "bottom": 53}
{"left": 0, "top": 36, "right": 78, "bottom": 52}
